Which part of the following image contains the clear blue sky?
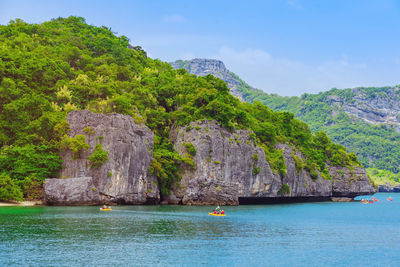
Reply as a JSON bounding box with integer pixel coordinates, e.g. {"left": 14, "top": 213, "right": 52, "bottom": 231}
{"left": 1, "top": 0, "right": 400, "bottom": 96}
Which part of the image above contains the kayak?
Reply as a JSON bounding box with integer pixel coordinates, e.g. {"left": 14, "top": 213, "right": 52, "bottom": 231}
{"left": 100, "top": 208, "right": 112, "bottom": 211}
{"left": 209, "top": 212, "right": 226, "bottom": 217}
{"left": 361, "top": 200, "right": 374, "bottom": 204}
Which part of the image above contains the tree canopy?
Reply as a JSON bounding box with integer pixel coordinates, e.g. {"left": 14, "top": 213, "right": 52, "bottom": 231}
{"left": 0, "top": 17, "right": 361, "bottom": 200}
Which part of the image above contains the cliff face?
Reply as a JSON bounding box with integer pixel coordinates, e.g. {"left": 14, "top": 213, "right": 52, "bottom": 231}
{"left": 171, "top": 58, "right": 400, "bottom": 178}
{"left": 44, "top": 112, "right": 376, "bottom": 206}
{"left": 326, "top": 87, "right": 400, "bottom": 131}
{"left": 45, "top": 110, "right": 159, "bottom": 205}
{"left": 169, "top": 120, "right": 376, "bottom": 205}
{"left": 170, "top": 59, "right": 248, "bottom": 100}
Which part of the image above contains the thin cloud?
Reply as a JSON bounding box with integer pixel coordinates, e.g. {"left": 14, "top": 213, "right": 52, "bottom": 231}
{"left": 212, "top": 46, "right": 396, "bottom": 96}
{"left": 162, "top": 14, "right": 186, "bottom": 23}
{"left": 286, "top": 0, "right": 303, "bottom": 10}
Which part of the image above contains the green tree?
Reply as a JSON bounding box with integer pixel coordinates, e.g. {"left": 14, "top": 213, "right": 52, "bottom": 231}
{"left": 0, "top": 173, "right": 23, "bottom": 201}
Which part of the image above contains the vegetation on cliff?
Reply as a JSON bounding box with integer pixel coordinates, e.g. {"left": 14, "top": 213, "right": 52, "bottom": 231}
{"left": 236, "top": 84, "right": 400, "bottom": 185}
{"left": 174, "top": 60, "right": 400, "bottom": 185}
{"left": 0, "top": 17, "right": 361, "bottom": 200}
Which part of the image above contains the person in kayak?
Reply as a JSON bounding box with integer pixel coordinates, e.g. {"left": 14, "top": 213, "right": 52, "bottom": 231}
{"left": 103, "top": 205, "right": 108, "bottom": 209}
{"left": 213, "top": 206, "right": 221, "bottom": 214}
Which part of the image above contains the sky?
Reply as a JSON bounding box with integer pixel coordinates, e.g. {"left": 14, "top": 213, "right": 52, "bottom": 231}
{"left": 1, "top": 0, "right": 400, "bottom": 96}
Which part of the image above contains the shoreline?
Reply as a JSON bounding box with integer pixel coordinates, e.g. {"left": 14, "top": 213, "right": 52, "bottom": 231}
{"left": 1, "top": 193, "right": 388, "bottom": 207}
{"left": 0, "top": 200, "right": 43, "bottom": 207}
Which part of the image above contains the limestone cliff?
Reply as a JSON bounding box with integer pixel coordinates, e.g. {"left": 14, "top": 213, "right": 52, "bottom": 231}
{"left": 169, "top": 120, "right": 376, "bottom": 205}
{"left": 325, "top": 87, "right": 400, "bottom": 131}
{"left": 45, "top": 110, "right": 159, "bottom": 205}
{"left": 172, "top": 58, "right": 400, "bottom": 131}
{"left": 45, "top": 112, "right": 376, "bottom": 206}
{"left": 170, "top": 59, "right": 249, "bottom": 100}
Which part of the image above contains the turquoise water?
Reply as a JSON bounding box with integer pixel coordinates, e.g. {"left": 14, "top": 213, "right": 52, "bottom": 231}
{"left": 1, "top": 193, "right": 399, "bottom": 266}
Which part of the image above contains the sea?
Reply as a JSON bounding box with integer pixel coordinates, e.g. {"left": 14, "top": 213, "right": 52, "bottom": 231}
{"left": 1, "top": 193, "right": 399, "bottom": 266}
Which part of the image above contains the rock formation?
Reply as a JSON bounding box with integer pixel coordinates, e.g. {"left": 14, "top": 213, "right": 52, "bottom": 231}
{"left": 168, "top": 120, "right": 376, "bottom": 205}
{"left": 172, "top": 58, "right": 400, "bottom": 131}
{"left": 325, "top": 87, "right": 400, "bottom": 131}
{"left": 170, "top": 59, "right": 250, "bottom": 100}
{"left": 45, "top": 112, "right": 376, "bottom": 206}
{"left": 378, "top": 184, "right": 400, "bottom": 192}
{"left": 45, "top": 110, "right": 159, "bottom": 205}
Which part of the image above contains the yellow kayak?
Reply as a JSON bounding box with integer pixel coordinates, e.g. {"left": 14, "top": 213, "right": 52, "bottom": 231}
{"left": 209, "top": 212, "right": 226, "bottom": 217}
{"left": 100, "top": 208, "right": 112, "bottom": 211}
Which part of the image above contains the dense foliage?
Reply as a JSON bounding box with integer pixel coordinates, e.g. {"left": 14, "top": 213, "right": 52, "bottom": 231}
{"left": 88, "top": 144, "right": 108, "bottom": 168}
{"left": 0, "top": 17, "right": 360, "bottom": 200}
{"left": 235, "top": 79, "right": 400, "bottom": 185}
{"left": 367, "top": 168, "right": 400, "bottom": 187}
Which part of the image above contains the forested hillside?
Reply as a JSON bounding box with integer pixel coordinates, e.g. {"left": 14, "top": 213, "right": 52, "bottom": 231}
{"left": 244, "top": 88, "right": 400, "bottom": 184}
{"left": 0, "top": 17, "right": 362, "bottom": 201}
{"left": 172, "top": 59, "right": 400, "bottom": 186}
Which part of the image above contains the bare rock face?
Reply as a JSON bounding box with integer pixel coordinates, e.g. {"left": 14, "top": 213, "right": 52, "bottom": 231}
{"left": 326, "top": 87, "right": 400, "bottom": 129}
{"left": 45, "top": 110, "right": 159, "bottom": 205}
{"left": 45, "top": 177, "right": 98, "bottom": 205}
{"left": 169, "top": 120, "right": 376, "bottom": 205}
{"left": 170, "top": 59, "right": 247, "bottom": 100}
{"left": 330, "top": 165, "right": 377, "bottom": 197}
{"left": 279, "top": 144, "right": 332, "bottom": 197}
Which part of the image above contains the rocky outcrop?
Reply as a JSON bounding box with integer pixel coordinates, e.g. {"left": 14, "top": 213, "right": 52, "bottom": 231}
{"left": 170, "top": 59, "right": 251, "bottom": 100}
{"left": 378, "top": 184, "right": 400, "bottom": 192}
{"left": 44, "top": 111, "right": 376, "bottom": 206}
{"left": 173, "top": 59, "right": 400, "bottom": 130}
{"left": 45, "top": 110, "right": 159, "bottom": 205}
{"left": 45, "top": 177, "right": 98, "bottom": 205}
{"left": 168, "top": 120, "right": 376, "bottom": 205}
{"left": 326, "top": 87, "right": 400, "bottom": 131}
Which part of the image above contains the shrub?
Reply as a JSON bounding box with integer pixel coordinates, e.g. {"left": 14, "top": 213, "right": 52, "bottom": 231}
{"left": 149, "top": 144, "right": 183, "bottom": 195}
{"left": 182, "top": 154, "right": 195, "bottom": 169}
{"left": 278, "top": 184, "right": 290, "bottom": 195}
{"left": 88, "top": 144, "right": 109, "bottom": 168}
{"left": 263, "top": 145, "right": 287, "bottom": 176}
{"left": 305, "top": 162, "right": 319, "bottom": 180}
{"left": 252, "top": 166, "right": 261, "bottom": 175}
{"left": 60, "top": 134, "right": 89, "bottom": 159}
{"left": 293, "top": 155, "right": 305, "bottom": 173}
{"left": 309, "top": 169, "right": 319, "bottom": 180}
{"left": 0, "top": 173, "right": 23, "bottom": 201}
{"left": 183, "top": 142, "right": 196, "bottom": 157}
{"left": 83, "top": 126, "right": 95, "bottom": 135}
